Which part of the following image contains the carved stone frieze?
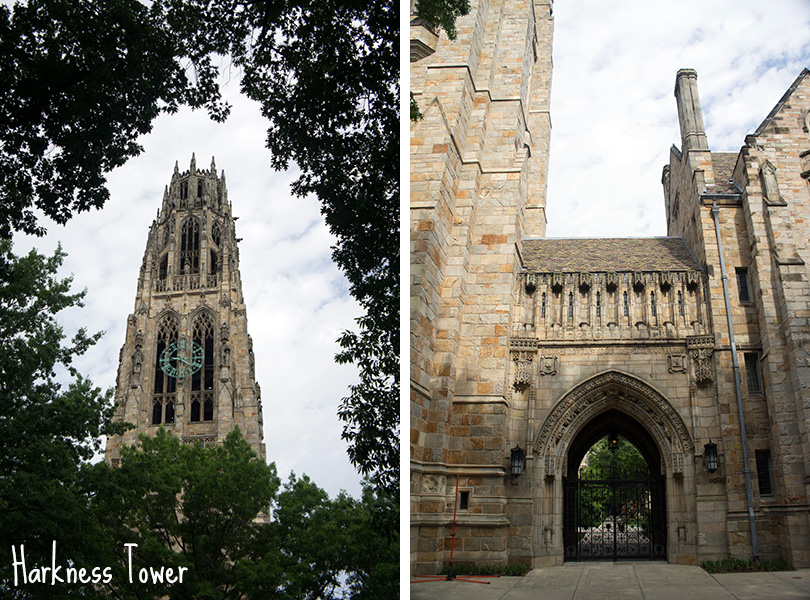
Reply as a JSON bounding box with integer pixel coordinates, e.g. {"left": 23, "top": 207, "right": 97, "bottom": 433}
{"left": 525, "top": 272, "right": 537, "bottom": 294}
{"left": 668, "top": 354, "right": 687, "bottom": 373}
{"left": 535, "top": 371, "right": 694, "bottom": 472}
{"left": 605, "top": 271, "right": 619, "bottom": 292}
{"left": 539, "top": 355, "right": 558, "bottom": 376}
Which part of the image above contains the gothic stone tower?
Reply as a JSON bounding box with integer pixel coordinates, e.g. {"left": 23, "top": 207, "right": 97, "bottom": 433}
{"left": 105, "top": 155, "right": 265, "bottom": 465}
{"left": 410, "top": 0, "right": 553, "bottom": 573}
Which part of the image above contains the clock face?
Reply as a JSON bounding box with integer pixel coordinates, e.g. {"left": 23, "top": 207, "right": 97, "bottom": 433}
{"left": 159, "top": 340, "right": 203, "bottom": 379}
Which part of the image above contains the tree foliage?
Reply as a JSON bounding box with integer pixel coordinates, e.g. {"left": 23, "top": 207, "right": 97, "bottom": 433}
{"left": 0, "top": 240, "right": 125, "bottom": 597}
{"left": 0, "top": 0, "right": 400, "bottom": 493}
{"left": 0, "top": 0, "right": 227, "bottom": 238}
{"left": 91, "top": 428, "right": 397, "bottom": 600}
{"left": 579, "top": 437, "right": 649, "bottom": 481}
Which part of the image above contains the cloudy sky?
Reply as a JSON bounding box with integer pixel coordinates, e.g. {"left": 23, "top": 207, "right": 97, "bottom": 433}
{"left": 13, "top": 75, "right": 363, "bottom": 498}
{"left": 546, "top": 0, "right": 810, "bottom": 238}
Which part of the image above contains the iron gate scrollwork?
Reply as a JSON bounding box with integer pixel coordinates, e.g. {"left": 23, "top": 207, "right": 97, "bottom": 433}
{"left": 564, "top": 476, "right": 666, "bottom": 560}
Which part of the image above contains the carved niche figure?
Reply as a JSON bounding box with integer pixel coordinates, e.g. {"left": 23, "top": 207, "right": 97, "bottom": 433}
{"left": 760, "top": 160, "right": 785, "bottom": 205}
{"left": 130, "top": 330, "right": 145, "bottom": 386}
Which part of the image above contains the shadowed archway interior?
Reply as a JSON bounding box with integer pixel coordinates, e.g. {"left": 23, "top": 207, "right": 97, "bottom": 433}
{"left": 566, "top": 409, "right": 662, "bottom": 479}
{"left": 564, "top": 408, "right": 667, "bottom": 561}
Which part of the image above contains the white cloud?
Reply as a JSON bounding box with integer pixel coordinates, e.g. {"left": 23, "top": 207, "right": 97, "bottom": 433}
{"left": 547, "top": 0, "right": 810, "bottom": 238}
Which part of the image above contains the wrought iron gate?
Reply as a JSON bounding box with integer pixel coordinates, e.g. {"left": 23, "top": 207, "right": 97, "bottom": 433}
{"left": 563, "top": 477, "right": 666, "bottom": 561}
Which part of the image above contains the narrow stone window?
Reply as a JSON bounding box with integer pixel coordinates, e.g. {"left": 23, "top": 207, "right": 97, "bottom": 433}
{"left": 744, "top": 352, "right": 761, "bottom": 394}
{"left": 159, "top": 254, "right": 168, "bottom": 280}
{"left": 180, "top": 218, "right": 201, "bottom": 274}
{"left": 459, "top": 491, "right": 470, "bottom": 510}
{"left": 568, "top": 292, "right": 574, "bottom": 319}
{"left": 152, "top": 401, "right": 162, "bottom": 425}
{"left": 736, "top": 267, "right": 751, "bottom": 303}
{"left": 197, "top": 180, "right": 203, "bottom": 198}
{"left": 623, "top": 291, "right": 629, "bottom": 317}
{"left": 541, "top": 293, "right": 546, "bottom": 318}
{"left": 210, "top": 250, "right": 218, "bottom": 275}
{"left": 650, "top": 291, "right": 656, "bottom": 317}
{"left": 596, "top": 291, "right": 601, "bottom": 317}
{"left": 180, "top": 181, "right": 188, "bottom": 200}
{"left": 191, "top": 312, "right": 215, "bottom": 422}
{"left": 755, "top": 449, "right": 773, "bottom": 495}
{"left": 677, "top": 291, "right": 684, "bottom": 316}
{"left": 165, "top": 401, "right": 175, "bottom": 424}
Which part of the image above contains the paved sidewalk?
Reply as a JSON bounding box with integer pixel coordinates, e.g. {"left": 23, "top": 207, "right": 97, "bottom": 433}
{"left": 410, "top": 562, "right": 810, "bottom": 599}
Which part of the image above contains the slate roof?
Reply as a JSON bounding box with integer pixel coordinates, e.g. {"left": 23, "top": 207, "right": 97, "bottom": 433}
{"left": 522, "top": 237, "right": 700, "bottom": 272}
{"left": 711, "top": 153, "right": 741, "bottom": 194}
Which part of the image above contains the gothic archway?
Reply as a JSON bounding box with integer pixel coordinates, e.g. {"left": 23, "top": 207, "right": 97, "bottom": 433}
{"left": 535, "top": 371, "right": 693, "bottom": 480}
{"left": 531, "top": 371, "right": 695, "bottom": 564}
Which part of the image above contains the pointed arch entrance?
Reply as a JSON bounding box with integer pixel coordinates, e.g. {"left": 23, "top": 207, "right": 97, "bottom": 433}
{"left": 563, "top": 410, "right": 666, "bottom": 560}
{"left": 534, "top": 371, "right": 694, "bottom": 563}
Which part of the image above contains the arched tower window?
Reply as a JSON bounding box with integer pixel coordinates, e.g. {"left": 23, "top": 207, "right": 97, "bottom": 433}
{"left": 568, "top": 292, "right": 574, "bottom": 319}
{"left": 190, "top": 312, "right": 215, "bottom": 422}
{"left": 211, "top": 220, "right": 222, "bottom": 247}
{"left": 623, "top": 291, "right": 629, "bottom": 317}
{"left": 152, "top": 314, "right": 178, "bottom": 425}
{"left": 541, "top": 292, "right": 546, "bottom": 319}
{"left": 180, "top": 181, "right": 188, "bottom": 200}
{"left": 677, "top": 291, "right": 684, "bottom": 316}
{"left": 596, "top": 291, "right": 601, "bottom": 318}
{"left": 650, "top": 291, "right": 657, "bottom": 317}
{"left": 197, "top": 180, "right": 203, "bottom": 198}
{"left": 180, "top": 218, "right": 201, "bottom": 274}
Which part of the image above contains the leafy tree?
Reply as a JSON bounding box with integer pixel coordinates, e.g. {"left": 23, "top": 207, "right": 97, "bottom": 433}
{"left": 579, "top": 437, "right": 649, "bottom": 481}
{"left": 1, "top": 0, "right": 400, "bottom": 494}
{"left": 92, "top": 428, "right": 396, "bottom": 600}
{"left": 0, "top": 240, "right": 125, "bottom": 597}
{"left": 0, "top": 0, "right": 227, "bottom": 238}
{"left": 91, "top": 427, "right": 279, "bottom": 600}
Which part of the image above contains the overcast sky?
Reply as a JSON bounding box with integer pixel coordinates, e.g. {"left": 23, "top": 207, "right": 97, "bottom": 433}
{"left": 546, "top": 0, "right": 810, "bottom": 238}
{"left": 13, "top": 76, "right": 364, "bottom": 498}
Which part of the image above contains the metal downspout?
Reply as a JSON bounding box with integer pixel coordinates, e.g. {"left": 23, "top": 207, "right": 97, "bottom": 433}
{"left": 710, "top": 200, "right": 759, "bottom": 561}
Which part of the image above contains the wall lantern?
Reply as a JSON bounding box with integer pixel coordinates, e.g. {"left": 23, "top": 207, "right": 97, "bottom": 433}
{"left": 608, "top": 426, "right": 619, "bottom": 453}
{"left": 510, "top": 444, "right": 526, "bottom": 477}
{"left": 704, "top": 440, "right": 718, "bottom": 474}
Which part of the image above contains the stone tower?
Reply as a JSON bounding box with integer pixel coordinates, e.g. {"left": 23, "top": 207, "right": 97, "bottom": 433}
{"left": 105, "top": 155, "right": 265, "bottom": 464}
{"left": 410, "top": 0, "right": 554, "bottom": 572}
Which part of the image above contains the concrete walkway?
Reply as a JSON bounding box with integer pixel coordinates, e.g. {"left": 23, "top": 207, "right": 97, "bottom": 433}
{"left": 410, "top": 563, "right": 810, "bottom": 599}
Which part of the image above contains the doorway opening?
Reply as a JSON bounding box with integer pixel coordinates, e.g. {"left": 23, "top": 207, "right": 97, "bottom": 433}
{"left": 563, "top": 409, "right": 666, "bottom": 561}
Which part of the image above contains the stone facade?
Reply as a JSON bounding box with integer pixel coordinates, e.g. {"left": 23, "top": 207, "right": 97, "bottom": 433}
{"left": 411, "top": 0, "right": 810, "bottom": 573}
{"left": 105, "top": 155, "right": 265, "bottom": 465}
